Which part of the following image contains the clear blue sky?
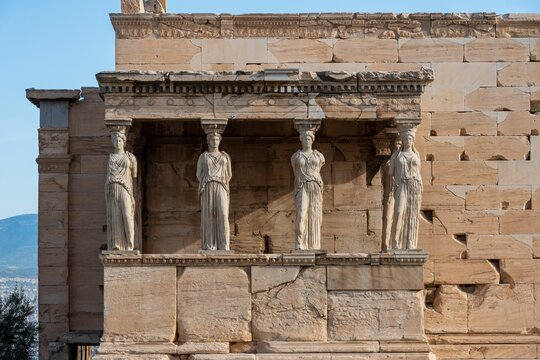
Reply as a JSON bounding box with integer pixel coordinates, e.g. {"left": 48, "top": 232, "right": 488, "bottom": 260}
{"left": 0, "top": 1, "right": 539, "bottom": 219}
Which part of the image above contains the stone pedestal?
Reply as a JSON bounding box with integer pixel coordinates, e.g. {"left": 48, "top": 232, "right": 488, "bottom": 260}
{"left": 95, "top": 252, "right": 435, "bottom": 359}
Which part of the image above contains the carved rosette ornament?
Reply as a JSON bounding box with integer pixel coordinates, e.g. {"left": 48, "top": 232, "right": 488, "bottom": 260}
{"left": 197, "top": 118, "right": 232, "bottom": 251}
{"left": 292, "top": 119, "right": 325, "bottom": 251}
{"left": 105, "top": 125, "right": 138, "bottom": 251}
{"left": 384, "top": 122, "right": 423, "bottom": 251}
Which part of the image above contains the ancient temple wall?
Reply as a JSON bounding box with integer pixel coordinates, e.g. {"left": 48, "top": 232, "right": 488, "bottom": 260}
{"left": 109, "top": 15, "right": 540, "bottom": 358}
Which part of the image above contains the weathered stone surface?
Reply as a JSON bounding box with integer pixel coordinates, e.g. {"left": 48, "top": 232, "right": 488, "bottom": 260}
{"left": 116, "top": 39, "right": 201, "bottom": 67}
{"left": 252, "top": 267, "right": 326, "bottom": 341}
{"left": 465, "top": 38, "right": 530, "bottom": 62}
{"left": 497, "top": 111, "right": 540, "bottom": 136}
{"left": 421, "top": 186, "right": 465, "bottom": 210}
{"left": 500, "top": 259, "right": 540, "bottom": 283}
{"left": 176, "top": 342, "right": 230, "bottom": 354}
{"left": 433, "top": 260, "right": 500, "bottom": 284}
{"left": 328, "top": 291, "right": 424, "bottom": 341}
{"left": 423, "top": 63, "right": 496, "bottom": 112}
{"left": 425, "top": 285, "right": 467, "bottom": 334}
{"left": 327, "top": 265, "right": 423, "bottom": 290}
{"left": 102, "top": 266, "right": 176, "bottom": 342}
{"left": 416, "top": 136, "right": 464, "bottom": 161}
{"left": 188, "top": 355, "right": 255, "bottom": 360}
{"left": 432, "top": 162, "right": 497, "bottom": 185}
{"left": 467, "top": 235, "right": 533, "bottom": 259}
{"left": 465, "top": 185, "right": 531, "bottom": 210}
{"left": 500, "top": 210, "right": 540, "bottom": 234}
{"left": 418, "top": 235, "right": 467, "bottom": 259}
{"left": 532, "top": 38, "right": 540, "bottom": 61}
{"left": 255, "top": 341, "right": 379, "bottom": 353}
{"left": 399, "top": 38, "right": 463, "bottom": 62}
{"left": 469, "top": 344, "right": 537, "bottom": 359}
{"left": 431, "top": 111, "right": 497, "bottom": 136}
{"left": 97, "top": 342, "right": 176, "bottom": 355}
{"left": 202, "top": 39, "right": 267, "bottom": 64}
{"left": 121, "top": 0, "right": 144, "bottom": 14}
{"left": 499, "top": 160, "right": 540, "bottom": 185}
{"left": 432, "top": 210, "right": 499, "bottom": 235}
{"left": 251, "top": 266, "right": 300, "bottom": 293}
{"left": 333, "top": 39, "right": 398, "bottom": 62}
{"left": 463, "top": 136, "right": 529, "bottom": 160}
{"left": 465, "top": 87, "right": 530, "bottom": 111}
{"left": 177, "top": 267, "right": 251, "bottom": 342}
{"left": 268, "top": 39, "right": 333, "bottom": 63}
{"left": 468, "top": 284, "right": 535, "bottom": 333}
{"left": 498, "top": 62, "right": 540, "bottom": 86}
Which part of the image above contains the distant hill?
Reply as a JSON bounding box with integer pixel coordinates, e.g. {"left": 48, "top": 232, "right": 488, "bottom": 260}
{"left": 0, "top": 214, "right": 37, "bottom": 278}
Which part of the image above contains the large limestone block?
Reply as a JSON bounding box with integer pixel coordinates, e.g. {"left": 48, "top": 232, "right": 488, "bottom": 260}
{"left": 432, "top": 162, "right": 497, "bottom": 185}
{"left": 116, "top": 39, "right": 201, "bottom": 67}
{"left": 425, "top": 285, "right": 467, "bottom": 334}
{"left": 532, "top": 39, "right": 540, "bottom": 61}
{"left": 121, "top": 0, "right": 144, "bottom": 14}
{"left": 252, "top": 267, "right": 327, "bottom": 341}
{"left": 499, "top": 160, "right": 540, "bottom": 185}
{"left": 416, "top": 136, "right": 464, "bottom": 161}
{"left": 465, "top": 185, "right": 531, "bottom": 210}
{"left": 463, "top": 136, "right": 529, "bottom": 161}
{"left": 333, "top": 39, "right": 398, "bottom": 63}
{"left": 202, "top": 39, "right": 267, "bottom": 64}
{"left": 423, "top": 63, "right": 496, "bottom": 112}
{"left": 500, "top": 210, "right": 540, "bottom": 234}
{"left": 432, "top": 210, "right": 499, "bottom": 235}
{"left": 467, "top": 235, "right": 533, "bottom": 259}
{"left": 268, "top": 39, "right": 332, "bottom": 63}
{"left": 421, "top": 186, "right": 465, "bottom": 210}
{"left": 500, "top": 259, "right": 540, "bottom": 283}
{"left": 417, "top": 235, "right": 466, "bottom": 260}
{"left": 433, "top": 260, "right": 499, "bottom": 285}
{"left": 431, "top": 111, "right": 497, "bottom": 136}
{"left": 251, "top": 266, "right": 300, "bottom": 293}
{"left": 328, "top": 291, "right": 424, "bottom": 341}
{"left": 327, "top": 265, "right": 423, "bottom": 291}
{"left": 102, "top": 266, "right": 176, "bottom": 342}
{"left": 469, "top": 345, "right": 537, "bottom": 359}
{"left": 468, "top": 284, "right": 534, "bottom": 333}
{"left": 465, "top": 38, "right": 530, "bottom": 62}
{"left": 465, "top": 87, "right": 530, "bottom": 111}
{"left": 398, "top": 38, "right": 463, "bottom": 63}
{"left": 177, "top": 267, "right": 251, "bottom": 342}
{"left": 498, "top": 111, "right": 540, "bottom": 136}
{"left": 498, "top": 62, "right": 540, "bottom": 87}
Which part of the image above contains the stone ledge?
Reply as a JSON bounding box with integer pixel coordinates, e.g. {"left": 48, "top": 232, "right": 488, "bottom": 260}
{"left": 26, "top": 89, "right": 81, "bottom": 108}
{"left": 100, "top": 252, "right": 429, "bottom": 266}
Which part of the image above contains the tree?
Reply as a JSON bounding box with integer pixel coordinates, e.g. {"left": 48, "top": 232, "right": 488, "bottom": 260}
{"left": 0, "top": 286, "right": 38, "bottom": 360}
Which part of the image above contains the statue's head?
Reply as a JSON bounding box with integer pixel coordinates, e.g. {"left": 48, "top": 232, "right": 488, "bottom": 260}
{"left": 300, "top": 131, "right": 315, "bottom": 149}
{"left": 111, "top": 131, "right": 127, "bottom": 151}
{"left": 399, "top": 126, "right": 416, "bottom": 150}
{"left": 207, "top": 132, "right": 222, "bottom": 150}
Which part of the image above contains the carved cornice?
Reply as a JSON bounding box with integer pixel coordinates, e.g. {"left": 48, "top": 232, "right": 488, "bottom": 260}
{"left": 100, "top": 252, "right": 429, "bottom": 267}
{"left": 96, "top": 69, "right": 433, "bottom": 97}
{"left": 110, "top": 13, "right": 540, "bottom": 39}
{"left": 36, "top": 155, "right": 72, "bottom": 174}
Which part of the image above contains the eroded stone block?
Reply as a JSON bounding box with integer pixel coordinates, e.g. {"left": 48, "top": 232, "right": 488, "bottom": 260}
{"left": 327, "top": 265, "right": 423, "bottom": 291}
{"left": 102, "top": 266, "right": 176, "bottom": 342}
{"left": 328, "top": 290, "right": 424, "bottom": 341}
{"left": 425, "top": 285, "right": 467, "bottom": 334}
{"left": 433, "top": 260, "right": 499, "bottom": 284}
{"left": 465, "top": 38, "right": 530, "bottom": 62}
{"left": 431, "top": 111, "right": 497, "bottom": 136}
{"left": 252, "top": 267, "right": 327, "bottom": 341}
{"left": 468, "top": 284, "right": 534, "bottom": 333}
{"left": 498, "top": 62, "right": 540, "bottom": 87}
{"left": 399, "top": 38, "right": 463, "bottom": 62}
{"left": 177, "top": 267, "right": 251, "bottom": 342}
{"left": 465, "top": 87, "right": 530, "bottom": 111}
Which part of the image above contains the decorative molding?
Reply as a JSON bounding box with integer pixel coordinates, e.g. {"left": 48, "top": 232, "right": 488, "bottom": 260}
{"left": 97, "top": 69, "right": 433, "bottom": 97}
{"left": 36, "top": 155, "right": 72, "bottom": 174}
{"left": 100, "top": 252, "right": 429, "bottom": 267}
{"left": 110, "top": 13, "right": 540, "bottom": 39}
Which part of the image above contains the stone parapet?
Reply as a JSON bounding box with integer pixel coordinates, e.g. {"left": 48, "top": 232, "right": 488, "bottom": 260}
{"left": 96, "top": 252, "right": 432, "bottom": 359}
{"left": 110, "top": 13, "right": 540, "bottom": 40}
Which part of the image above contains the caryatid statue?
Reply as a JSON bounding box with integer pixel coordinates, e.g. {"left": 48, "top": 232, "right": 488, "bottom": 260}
{"left": 387, "top": 123, "right": 423, "bottom": 250}
{"left": 291, "top": 120, "right": 325, "bottom": 251}
{"left": 197, "top": 119, "right": 232, "bottom": 251}
{"left": 105, "top": 126, "right": 138, "bottom": 251}
{"left": 381, "top": 131, "right": 401, "bottom": 252}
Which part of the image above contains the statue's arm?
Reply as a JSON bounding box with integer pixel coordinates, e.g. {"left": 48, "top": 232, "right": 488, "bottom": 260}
{"left": 196, "top": 154, "right": 204, "bottom": 182}
{"left": 224, "top": 152, "right": 232, "bottom": 182}
{"left": 131, "top": 153, "right": 138, "bottom": 179}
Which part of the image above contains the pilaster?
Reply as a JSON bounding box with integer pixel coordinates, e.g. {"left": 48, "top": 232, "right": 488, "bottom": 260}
{"left": 27, "top": 89, "right": 80, "bottom": 360}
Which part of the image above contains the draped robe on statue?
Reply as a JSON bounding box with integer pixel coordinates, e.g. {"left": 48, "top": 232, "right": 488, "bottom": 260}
{"left": 291, "top": 150, "right": 325, "bottom": 250}
{"left": 389, "top": 149, "right": 422, "bottom": 250}
{"left": 106, "top": 152, "right": 137, "bottom": 251}
{"left": 197, "top": 151, "right": 232, "bottom": 250}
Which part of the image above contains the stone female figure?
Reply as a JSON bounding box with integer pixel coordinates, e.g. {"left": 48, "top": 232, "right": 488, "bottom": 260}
{"left": 291, "top": 131, "right": 325, "bottom": 250}
{"left": 197, "top": 132, "right": 232, "bottom": 251}
{"left": 389, "top": 126, "right": 422, "bottom": 250}
{"left": 106, "top": 131, "right": 137, "bottom": 251}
